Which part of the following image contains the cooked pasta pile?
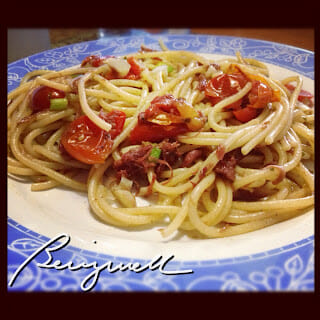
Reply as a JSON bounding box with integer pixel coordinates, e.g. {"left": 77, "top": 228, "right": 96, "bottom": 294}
{"left": 7, "top": 43, "right": 314, "bottom": 239}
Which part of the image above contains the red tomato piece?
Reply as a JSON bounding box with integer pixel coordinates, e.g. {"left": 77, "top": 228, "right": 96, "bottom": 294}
{"left": 233, "top": 106, "right": 259, "bottom": 122}
{"left": 81, "top": 55, "right": 105, "bottom": 67}
{"left": 285, "top": 83, "right": 313, "bottom": 105}
{"left": 31, "top": 86, "right": 66, "bottom": 113}
{"left": 104, "top": 68, "right": 120, "bottom": 80}
{"left": 205, "top": 73, "right": 248, "bottom": 110}
{"left": 60, "top": 115, "right": 112, "bottom": 164}
{"left": 125, "top": 56, "right": 142, "bottom": 80}
{"left": 60, "top": 110, "right": 125, "bottom": 164}
{"left": 247, "top": 80, "right": 273, "bottom": 109}
{"left": 99, "top": 110, "right": 126, "bottom": 139}
{"left": 130, "top": 122, "right": 188, "bottom": 144}
{"left": 129, "top": 94, "right": 204, "bottom": 144}
{"left": 144, "top": 94, "right": 181, "bottom": 119}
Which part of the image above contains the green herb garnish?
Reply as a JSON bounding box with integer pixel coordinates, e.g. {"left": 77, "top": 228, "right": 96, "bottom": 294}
{"left": 49, "top": 98, "right": 68, "bottom": 111}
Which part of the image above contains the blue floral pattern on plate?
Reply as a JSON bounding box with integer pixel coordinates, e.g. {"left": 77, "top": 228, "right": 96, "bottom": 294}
{"left": 7, "top": 34, "right": 314, "bottom": 291}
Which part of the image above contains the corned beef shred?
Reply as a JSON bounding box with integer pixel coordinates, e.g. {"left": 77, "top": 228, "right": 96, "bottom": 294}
{"left": 113, "top": 145, "right": 154, "bottom": 188}
{"left": 113, "top": 140, "right": 182, "bottom": 190}
{"left": 155, "top": 140, "right": 182, "bottom": 178}
{"left": 158, "top": 140, "right": 181, "bottom": 165}
{"left": 214, "top": 148, "right": 243, "bottom": 182}
{"left": 233, "top": 189, "right": 267, "bottom": 201}
{"left": 182, "top": 149, "right": 204, "bottom": 167}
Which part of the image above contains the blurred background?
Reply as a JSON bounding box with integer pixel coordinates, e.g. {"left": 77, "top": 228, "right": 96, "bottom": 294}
{"left": 8, "top": 28, "right": 314, "bottom": 63}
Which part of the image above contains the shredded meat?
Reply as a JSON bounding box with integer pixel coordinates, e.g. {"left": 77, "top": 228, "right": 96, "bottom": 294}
{"left": 233, "top": 189, "right": 267, "bottom": 201}
{"left": 155, "top": 140, "right": 181, "bottom": 177}
{"left": 182, "top": 149, "right": 204, "bottom": 167}
{"left": 113, "top": 140, "right": 182, "bottom": 189}
{"left": 214, "top": 148, "right": 243, "bottom": 182}
{"left": 113, "top": 145, "right": 154, "bottom": 188}
{"left": 158, "top": 140, "right": 181, "bottom": 164}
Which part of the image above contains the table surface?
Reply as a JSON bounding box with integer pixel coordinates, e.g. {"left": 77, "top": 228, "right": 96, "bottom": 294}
{"left": 8, "top": 28, "right": 314, "bottom": 63}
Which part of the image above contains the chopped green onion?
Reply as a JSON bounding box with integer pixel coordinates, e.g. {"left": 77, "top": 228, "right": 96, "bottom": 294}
{"left": 167, "top": 64, "right": 174, "bottom": 73}
{"left": 50, "top": 98, "right": 68, "bottom": 111}
{"left": 156, "top": 61, "right": 174, "bottom": 73}
{"left": 149, "top": 147, "right": 161, "bottom": 160}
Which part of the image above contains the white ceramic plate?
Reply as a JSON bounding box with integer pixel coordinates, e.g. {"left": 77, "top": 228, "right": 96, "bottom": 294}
{"left": 7, "top": 34, "right": 314, "bottom": 291}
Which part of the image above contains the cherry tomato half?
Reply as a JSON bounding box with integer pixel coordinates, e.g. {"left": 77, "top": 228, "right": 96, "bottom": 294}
{"left": 247, "top": 80, "right": 273, "bottom": 109}
{"left": 60, "top": 110, "right": 126, "bottom": 164}
{"left": 233, "top": 106, "right": 259, "bottom": 123}
{"left": 60, "top": 115, "right": 112, "bottom": 164}
{"left": 31, "top": 86, "right": 66, "bottom": 113}
{"left": 129, "top": 95, "right": 193, "bottom": 144}
{"left": 205, "top": 73, "right": 248, "bottom": 110}
{"left": 130, "top": 121, "right": 188, "bottom": 144}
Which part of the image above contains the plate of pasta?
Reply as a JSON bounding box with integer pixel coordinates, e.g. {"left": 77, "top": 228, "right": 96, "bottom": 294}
{"left": 7, "top": 34, "right": 314, "bottom": 291}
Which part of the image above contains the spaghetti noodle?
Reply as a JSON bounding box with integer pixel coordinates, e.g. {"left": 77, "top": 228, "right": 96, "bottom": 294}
{"left": 7, "top": 44, "right": 314, "bottom": 239}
